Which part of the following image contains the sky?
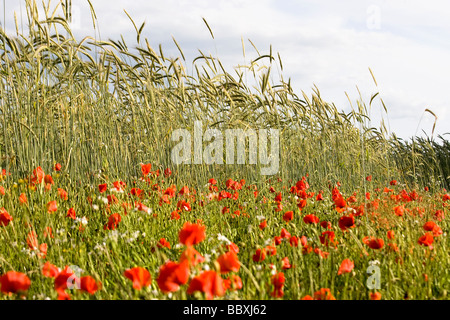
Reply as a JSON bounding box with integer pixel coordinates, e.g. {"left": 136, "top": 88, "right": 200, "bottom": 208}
{"left": 2, "top": 0, "right": 450, "bottom": 141}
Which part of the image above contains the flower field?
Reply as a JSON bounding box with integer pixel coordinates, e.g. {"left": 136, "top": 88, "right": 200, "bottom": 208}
{"left": 1, "top": 1, "right": 449, "bottom": 301}
{"left": 0, "top": 164, "right": 449, "bottom": 300}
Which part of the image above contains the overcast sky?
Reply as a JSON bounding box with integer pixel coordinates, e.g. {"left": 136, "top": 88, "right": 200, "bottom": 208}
{"left": 2, "top": 0, "right": 449, "bottom": 141}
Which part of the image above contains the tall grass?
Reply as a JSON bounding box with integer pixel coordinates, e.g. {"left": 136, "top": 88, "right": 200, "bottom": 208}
{"left": 0, "top": 0, "right": 447, "bottom": 192}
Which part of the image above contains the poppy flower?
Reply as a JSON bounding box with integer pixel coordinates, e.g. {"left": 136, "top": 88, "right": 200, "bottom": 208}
{"left": 177, "top": 200, "right": 191, "bottom": 212}
{"left": 26, "top": 231, "right": 39, "bottom": 250}
{"left": 283, "top": 211, "right": 294, "bottom": 222}
{"left": 164, "top": 168, "right": 172, "bottom": 177}
{"left": 179, "top": 246, "right": 205, "bottom": 267}
{"left": 280, "top": 228, "right": 291, "bottom": 239}
{"left": 216, "top": 251, "right": 240, "bottom": 274}
{"left": 54, "top": 163, "right": 62, "bottom": 171}
{"left": 0, "top": 208, "right": 13, "bottom": 226}
{"left": 337, "top": 259, "right": 354, "bottom": 275}
{"left": 281, "top": 257, "right": 291, "bottom": 269}
{"left": 44, "top": 174, "right": 54, "bottom": 185}
{"left": 289, "top": 236, "right": 299, "bottom": 247}
{"left": 334, "top": 196, "right": 347, "bottom": 212}
{"left": 270, "top": 272, "right": 285, "bottom": 298}
{"left": 19, "top": 193, "right": 27, "bottom": 205}
{"left": 418, "top": 232, "right": 434, "bottom": 248}
{"left": 319, "top": 231, "right": 337, "bottom": 247}
{"left": 363, "top": 236, "right": 384, "bottom": 250}
{"left": 42, "top": 262, "right": 60, "bottom": 278}
{"left": 124, "top": 267, "right": 151, "bottom": 290}
{"left": 366, "top": 175, "right": 372, "bottom": 181}
{"left": 47, "top": 200, "right": 57, "bottom": 213}
{"left": 224, "top": 274, "right": 243, "bottom": 291}
{"left": 423, "top": 221, "right": 443, "bottom": 237}
{"left": 303, "top": 214, "right": 319, "bottom": 224}
{"left": 54, "top": 266, "right": 76, "bottom": 291}
{"left": 79, "top": 276, "right": 101, "bottom": 294}
{"left": 316, "top": 192, "right": 324, "bottom": 201}
{"left": 301, "top": 295, "right": 314, "bottom": 300}
{"left": 0, "top": 186, "right": 4, "bottom": 196}
{"left": 259, "top": 220, "right": 267, "bottom": 230}
{"left": 314, "top": 288, "right": 336, "bottom": 300}
{"left": 157, "top": 260, "right": 190, "bottom": 293}
{"left": 66, "top": 208, "right": 76, "bottom": 220}
{"left": 170, "top": 210, "right": 181, "bottom": 220}
{"left": 56, "top": 188, "right": 68, "bottom": 200}
{"left": 320, "top": 221, "right": 332, "bottom": 229}
{"left": 338, "top": 214, "right": 355, "bottom": 231}
{"left": 226, "top": 242, "right": 240, "bottom": 254}
{"left": 266, "top": 245, "right": 277, "bottom": 256}
{"left": 141, "top": 163, "right": 152, "bottom": 177}
{"left": 370, "top": 292, "right": 382, "bottom": 300}
{"left": 387, "top": 230, "right": 395, "bottom": 240}
{"left": 179, "top": 222, "right": 206, "bottom": 246}
{"left": 297, "top": 199, "right": 307, "bottom": 211}
{"left": 393, "top": 205, "right": 404, "bottom": 217}
{"left": 98, "top": 183, "right": 108, "bottom": 193}
{"left": 187, "top": 270, "right": 225, "bottom": 300}
{"left": 0, "top": 271, "right": 31, "bottom": 294}
{"left": 31, "top": 166, "right": 45, "bottom": 185}
{"left": 157, "top": 238, "right": 171, "bottom": 249}
{"left": 252, "top": 248, "right": 266, "bottom": 262}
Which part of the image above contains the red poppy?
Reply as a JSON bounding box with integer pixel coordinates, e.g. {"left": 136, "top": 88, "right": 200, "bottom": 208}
{"left": 0, "top": 208, "right": 13, "bottom": 226}
{"left": 47, "top": 200, "right": 57, "bottom": 213}
{"left": 423, "top": 221, "right": 443, "bottom": 237}
{"left": 338, "top": 214, "right": 355, "bottom": 231}
{"left": 104, "top": 213, "right": 121, "bottom": 230}
{"left": 370, "top": 292, "right": 382, "bottom": 300}
{"left": 319, "top": 231, "right": 337, "bottom": 247}
{"left": 303, "top": 214, "right": 319, "bottom": 224}
{"left": 141, "top": 163, "right": 152, "bottom": 177}
{"left": 98, "top": 183, "right": 108, "bottom": 193}
{"left": 334, "top": 196, "right": 347, "bottom": 212}
{"left": 124, "top": 267, "right": 151, "bottom": 290}
{"left": 217, "top": 251, "right": 240, "bottom": 274}
{"left": 252, "top": 248, "right": 266, "bottom": 262}
{"left": 283, "top": 211, "right": 294, "bottom": 222}
{"left": 179, "top": 246, "right": 205, "bottom": 267}
{"left": 259, "top": 220, "right": 267, "bottom": 230}
{"left": 266, "top": 245, "right": 277, "bottom": 256}
{"left": 44, "top": 174, "right": 54, "bottom": 185}
{"left": 281, "top": 257, "right": 292, "bottom": 269}
{"left": 270, "top": 272, "right": 285, "bottom": 298}
{"left": 170, "top": 210, "right": 181, "bottom": 220}
{"left": 390, "top": 180, "right": 398, "bottom": 186}
{"left": 54, "top": 266, "right": 76, "bottom": 291}
{"left": 179, "top": 222, "right": 206, "bottom": 246}
{"left": 80, "top": 276, "right": 101, "bottom": 294}
{"left": 289, "top": 236, "right": 299, "bottom": 247}
{"left": 209, "top": 178, "right": 217, "bottom": 185}
{"left": 26, "top": 231, "right": 39, "bottom": 250}
{"left": 54, "top": 163, "right": 62, "bottom": 171}
{"left": 42, "top": 262, "right": 60, "bottom": 278}
{"left": 157, "top": 260, "right": 190, "bottom": 293}
{"left": 31, "top": 166, "right": 45, "bottom": 185}
{"left": 301, "top": 295, "right": 314, "bottom": 300}
{"left": 157, "top": 238, "right": 171, "bottom": 249}
{"left": 164, "top": 168, "right": 172, "bottom": 177}
{"left": 224, "top": 274, "right": 242, "bottom": 291}
{"left": 418, "top": 232, "right": 434, "bottom": 248}
{"left": 19, "top": 193, "right": 27, "bottom": 204}
{"left": 337, "top": 259, "right": 354, "bottom": 275}
{"left": 393, "top": 205, "right": 404, "bottom": 217}
{"left": 0, "top": 271, "right": 31, "bottom": 294}
{"left": 67, "top": 208, "right": 76, "bottom": 220}
{"left": 383, "top": 231, "right": 394, "bottom": 241}
{"left": 320, "top": 221, "right": 332, "bottom": 229}
{"left": 366, "top": 175, "right": 372, "bottom": 181}
{"left": 314, "top": 288, "right": 336, "bottom": 300}
{"left": 297, "top": 199, "right": 307, "bottom": 211}
{"left": 177, "top": 200, "right": 191, "bottom": 212}
{"left": 363, "top": 236, "right": 384, "bottom": 250}
{"left": 187, "top": 270, "right": 225, "bottom": 300}
{"left": 280, "top": 228, "right": 291, "bottom": 239}
{"left": 56, "top": 188, "right": 68, "bottom": 200}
